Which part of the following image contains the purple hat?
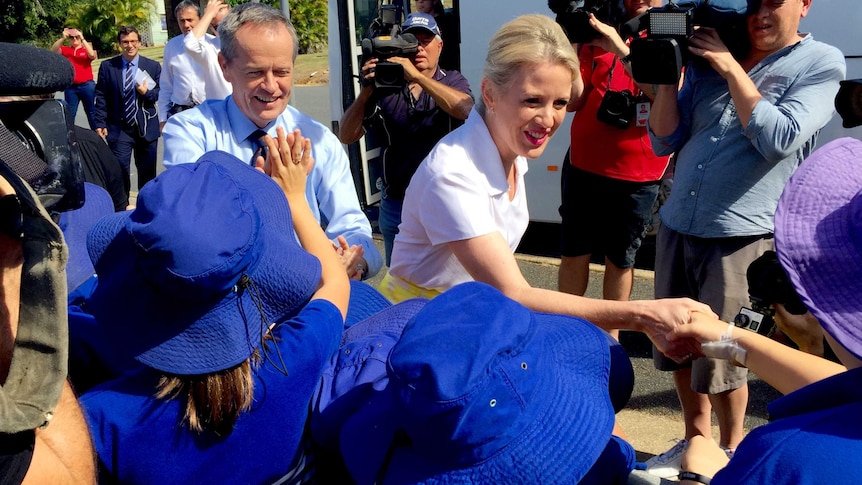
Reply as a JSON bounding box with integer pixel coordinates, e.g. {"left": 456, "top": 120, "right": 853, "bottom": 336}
{"left": 86, "top": 151, "right": 321, "bottom": 375}
{"left": 58, "top": 182, "right": 114, "bottom": 292}
{"left": 334, "top": 282, "right": 617, "bottom": 484}
{"left": 402, "top": 13, "right": 441, "bottom": 36}
{"left": 775, "top": 137, "right": 862, "bottom": 360}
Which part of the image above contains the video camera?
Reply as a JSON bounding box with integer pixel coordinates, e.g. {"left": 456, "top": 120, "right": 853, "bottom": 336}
{"left": 361, "top": 4, "right": 419, "bottom": 89}
{"left": 0, "top": 43, "right": 84, "bottom": 214}
{"left": 625, "top": 0, "right": 750, "bottom": 85}
{"left": 734, "top": 250, "right": 808, "bottom": 337}
{"left": 548, "top": 0, "right": 626, "bottom": 45}
{"left": 835, "top": 79, "right": 862, "bottom": 128}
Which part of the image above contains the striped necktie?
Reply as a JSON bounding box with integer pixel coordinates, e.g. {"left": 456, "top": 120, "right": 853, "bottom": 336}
{"left": 123, "top": 61, "right": 137, "bottom": 126}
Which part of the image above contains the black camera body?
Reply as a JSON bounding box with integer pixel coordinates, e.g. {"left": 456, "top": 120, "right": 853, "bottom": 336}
{"left": 548, "top": 0, "right": 626, "bottom": 45}
{"left": 0, "top": 100, "right": 84, "bottom": 214}
{"left": 596, "top": 89, "right": 638, "bottom": 129}
{"left": 626, "top": 0, "right": 750, "bottom": 85}
{"left": 734, "top": 250, "right": 808, "bottom": 337}
{"left": 361, "top": 34, "right": 419, "bottom": 89}
{"left": 361, "top": 4, "right": 419, "bottom": 90}
{"left": 835, "top": 79, "right": 862, "bottom": 128}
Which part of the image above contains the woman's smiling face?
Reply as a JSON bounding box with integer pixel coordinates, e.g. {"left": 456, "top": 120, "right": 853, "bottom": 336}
{"left": 482, "top": 61, "right": 573, "bottom": 163}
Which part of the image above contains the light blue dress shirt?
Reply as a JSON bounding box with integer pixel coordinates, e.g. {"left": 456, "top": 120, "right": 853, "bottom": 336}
{"left": 649, "top": 34, "right": 845, "bottom": 238}
{"left": 162, "top": 97, "right": 382, "bottom": 278}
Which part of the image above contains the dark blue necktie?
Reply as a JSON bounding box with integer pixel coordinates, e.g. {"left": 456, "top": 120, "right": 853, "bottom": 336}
{"left": 123, "top": 62, "right": 137, "bottom": 126}
{"left": 249, "top": 129, "right": 268, "bottom": 165}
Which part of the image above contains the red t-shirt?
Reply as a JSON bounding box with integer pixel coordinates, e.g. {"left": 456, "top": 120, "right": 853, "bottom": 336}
{"left": 569, "top": 45, "right": 668, "bottom": 182}
{"left": 60, "top": 45, "right": 94, "bottom": 85}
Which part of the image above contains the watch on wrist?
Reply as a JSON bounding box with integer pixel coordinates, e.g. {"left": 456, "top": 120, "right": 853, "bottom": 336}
{"left": 679, "top": 471, "right": 712, "bottom": 484}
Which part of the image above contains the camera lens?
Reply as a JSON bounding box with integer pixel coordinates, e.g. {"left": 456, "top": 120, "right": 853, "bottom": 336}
{"left": 733, "top": 313, "right": 750, "bottom": 326}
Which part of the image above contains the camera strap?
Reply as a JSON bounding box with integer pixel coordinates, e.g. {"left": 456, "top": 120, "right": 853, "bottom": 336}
{"left": 607, "top": 55, "right": 643, "bottom": 99}
{"left": 0, "top": 122, "right": 49, "bottom": 189}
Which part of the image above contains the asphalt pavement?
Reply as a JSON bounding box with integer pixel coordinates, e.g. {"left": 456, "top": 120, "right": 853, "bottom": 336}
{"left": 78, "top": 84, "right": 782, "bottom": 462}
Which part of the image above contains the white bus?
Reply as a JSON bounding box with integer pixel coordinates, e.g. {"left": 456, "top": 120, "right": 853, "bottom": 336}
{"left": 327, "top": 0, "right": 862, "bottom": 224}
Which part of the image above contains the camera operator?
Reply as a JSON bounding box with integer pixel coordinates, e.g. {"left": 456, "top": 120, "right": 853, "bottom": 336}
{"left": 559, "top": 0, "right": 670, "bottom": 336}
{"left": 0, "top": 166, "right": 95, "bottom": 484}
{"left": 338, "top": 12, "right": 473, "bottom": 266}
{"left": 645, "top": 0, "right": 845, "bottom": 478}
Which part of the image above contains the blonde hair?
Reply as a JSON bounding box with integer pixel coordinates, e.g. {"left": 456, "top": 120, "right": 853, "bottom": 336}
{"left": 478, "top": 14, "right": 578, "bottom": 114}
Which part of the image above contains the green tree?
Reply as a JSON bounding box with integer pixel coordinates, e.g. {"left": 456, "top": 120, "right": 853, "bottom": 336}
{"left": 66, "top": 0, "right": 158, "bottom": 55}
{"left": 1, "top": 0, "right": 75, "bottom": 46}
{"left": 218, "top": 0, "right": 328, "bottom": 54}
{"left": 287, "top": 0, "right": 327, "bottom": 54}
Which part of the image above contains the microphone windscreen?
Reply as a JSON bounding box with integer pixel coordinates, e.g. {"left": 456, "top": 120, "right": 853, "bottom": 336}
{"left": 0, "top": 43, "right": 74, "bottom": 96}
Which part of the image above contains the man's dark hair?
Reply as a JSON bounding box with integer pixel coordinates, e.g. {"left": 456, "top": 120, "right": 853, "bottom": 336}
{"left": 117, "top": 26, "right": 140, "bottom": 43}
{"left": 175, "top": 0, "right": 202, "bottom": 19}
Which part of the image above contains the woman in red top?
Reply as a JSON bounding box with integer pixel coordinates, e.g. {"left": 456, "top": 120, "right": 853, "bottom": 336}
{"left": 52, "top": 28, "right": 97, "bottom": 129}
{"left": 559, "top": 0, "right": 669, "bottom": 339}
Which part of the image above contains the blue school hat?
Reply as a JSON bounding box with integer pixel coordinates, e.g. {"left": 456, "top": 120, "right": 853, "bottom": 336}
{"left": 57, "top": 182, "right": 113, "bottom": 293}
{"left": 335, "top": 282, "right": 618, "bottom": 484}
{"left": 86, "top": 151, "right": 321, "bottom": 375}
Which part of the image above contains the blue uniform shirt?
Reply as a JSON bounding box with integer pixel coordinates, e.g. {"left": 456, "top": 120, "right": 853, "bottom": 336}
{"left": 81, "top": 300, "right": 343, "bottom": 484}
{"left": 715, "top": 367, "right": 862, "bottom": 484}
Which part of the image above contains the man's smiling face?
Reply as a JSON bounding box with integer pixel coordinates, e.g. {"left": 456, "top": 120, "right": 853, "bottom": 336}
{"left": 219, "top": 22, "right": 294, "bottom": 128}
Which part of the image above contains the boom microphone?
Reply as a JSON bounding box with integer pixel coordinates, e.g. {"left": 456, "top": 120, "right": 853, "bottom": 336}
{"left": 0, "top": 43, "right": 74, "bottom": 96}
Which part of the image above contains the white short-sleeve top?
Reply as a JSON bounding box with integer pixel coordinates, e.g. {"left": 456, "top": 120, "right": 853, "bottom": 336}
{"left": 389, "top": 108, "right": 530, "bottom": 291}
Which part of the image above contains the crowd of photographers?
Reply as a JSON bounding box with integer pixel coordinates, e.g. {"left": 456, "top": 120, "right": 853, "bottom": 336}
{"left": 2, "top": 0, "right": 862, "bottom": 483}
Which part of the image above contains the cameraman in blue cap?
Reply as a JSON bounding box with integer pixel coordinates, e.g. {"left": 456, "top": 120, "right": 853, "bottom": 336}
{"left": 338, "top": 12, "right": 473, "bottom": 266}
{"left": 646, "top": 0, "right": 845, "bottom": 478}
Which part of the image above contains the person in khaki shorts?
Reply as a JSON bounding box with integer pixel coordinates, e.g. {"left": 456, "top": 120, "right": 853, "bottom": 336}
{"left": 644, "top": 0, "right": 845, "bottom": 478}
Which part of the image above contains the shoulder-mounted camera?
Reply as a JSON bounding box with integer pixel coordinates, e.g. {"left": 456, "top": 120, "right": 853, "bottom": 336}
{"left": 361, "top": 4, "right": 419, "bottom": 90}
{"left": 625, "top": 0, "right": 751, "bottom": 85}
{"left": 548, "top": 0, "right": 626, "bottom": 44}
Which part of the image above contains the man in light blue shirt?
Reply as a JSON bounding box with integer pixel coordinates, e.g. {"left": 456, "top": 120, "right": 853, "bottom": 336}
{"left": 644, "top": 0, "right": 845, "bottom": 479}
{"left": 163, "top": 3, "right": 381, "bottom": 280}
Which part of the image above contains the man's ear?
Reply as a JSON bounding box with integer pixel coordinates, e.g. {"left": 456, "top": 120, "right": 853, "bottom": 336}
{"left": 799, "top": 0, "right": 812, "bottom": 18}
{"left": 218, "top": 53, "right": 230, "bottom": 82}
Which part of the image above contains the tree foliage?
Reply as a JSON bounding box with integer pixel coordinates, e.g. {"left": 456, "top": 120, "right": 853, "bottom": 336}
{"left": 223, "top": 0, "right": 329, "bottom": 54}
{"left": 0, "top": 0, "right": 75, "bottom": 46}
{"left": 3, "top": 0, "right": 327, "bottom": 55}
{"left": 67, "top": 0, "right": 159, "bottom": 55}
{"left": 287, "top": 0, "right": 327, "bottom": 54}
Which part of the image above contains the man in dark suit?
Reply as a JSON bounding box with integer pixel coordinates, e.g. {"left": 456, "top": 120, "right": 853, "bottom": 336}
{"left": 94, "top": 26, "right": 160, "bottom": 196}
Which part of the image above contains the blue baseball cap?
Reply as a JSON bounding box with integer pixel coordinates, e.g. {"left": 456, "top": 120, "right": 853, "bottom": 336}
{"left": 402, "top": 13, "right": 441, "bottom": 36}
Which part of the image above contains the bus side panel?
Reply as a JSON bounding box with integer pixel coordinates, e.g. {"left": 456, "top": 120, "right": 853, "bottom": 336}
{"left": 801, "top": 3, "right": 862, "bottom": 144}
